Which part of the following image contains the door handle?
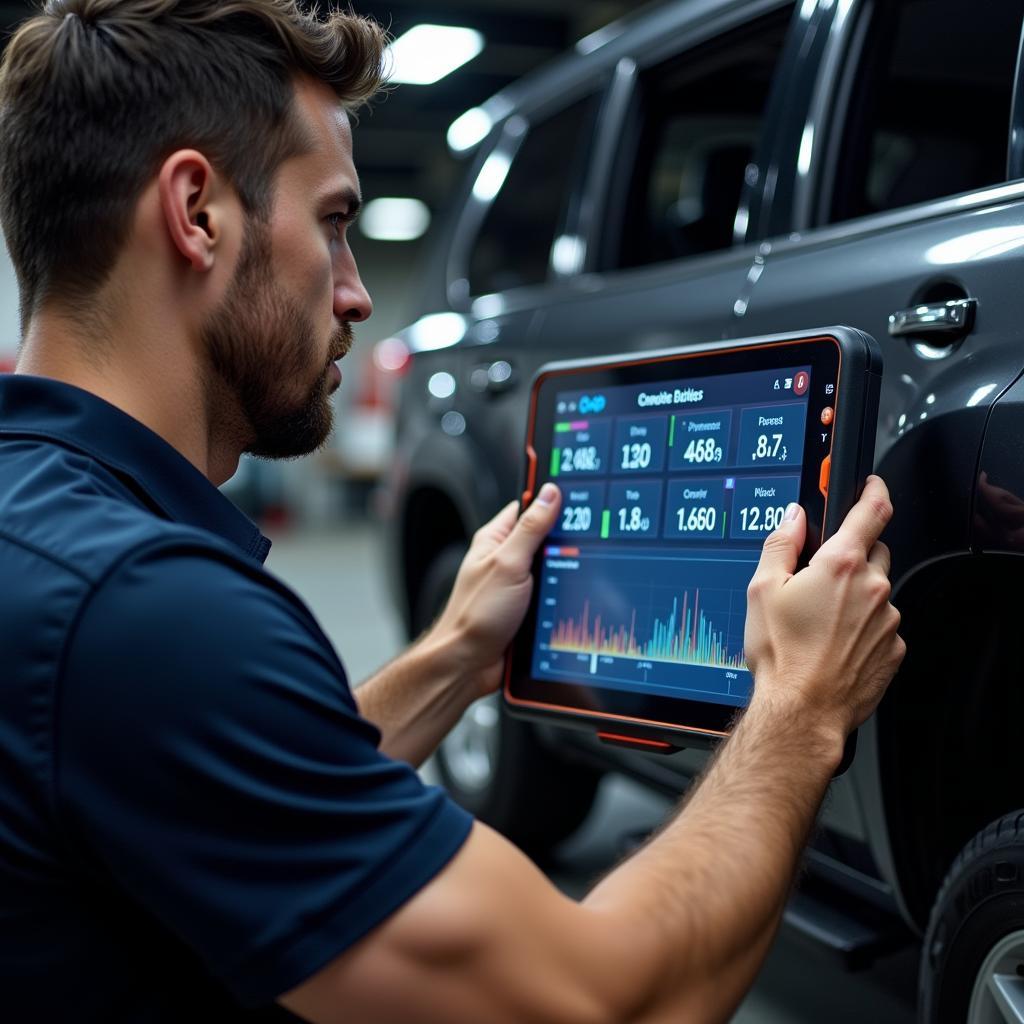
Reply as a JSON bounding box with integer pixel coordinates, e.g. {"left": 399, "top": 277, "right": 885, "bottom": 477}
{"left": 888, "top": 298, "right": 977, "bottom": 339}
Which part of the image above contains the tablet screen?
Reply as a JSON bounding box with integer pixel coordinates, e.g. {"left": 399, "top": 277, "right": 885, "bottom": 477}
{"left": 506, "top": 331, "right": 880, "bottom": 741}
{"left": 527, "top": 360, "right": 823, "bottom": 715}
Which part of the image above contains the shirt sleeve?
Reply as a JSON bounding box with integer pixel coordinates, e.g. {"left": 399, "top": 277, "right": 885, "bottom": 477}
{"left": 56, "top": 538, "right": 473, "bottom": 1007}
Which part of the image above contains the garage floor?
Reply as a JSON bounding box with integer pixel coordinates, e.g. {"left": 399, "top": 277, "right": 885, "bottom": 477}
{"left": 266, "top": 522, "right": 918, "bottom": 1022}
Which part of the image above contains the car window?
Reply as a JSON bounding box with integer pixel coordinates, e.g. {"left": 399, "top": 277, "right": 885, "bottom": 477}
{"left": 826, "top": 0, "right": 1024, "bottom": 224}
{"left": 468, "top": 94, "right": 600, "bottom": 296}
{"left": 608, "top": 7, "right": 794, "bottom": 271}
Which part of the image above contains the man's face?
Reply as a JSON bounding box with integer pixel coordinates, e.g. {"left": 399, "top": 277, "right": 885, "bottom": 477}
{"left": 202, "top": 78, "right": 371, "bottom": 459}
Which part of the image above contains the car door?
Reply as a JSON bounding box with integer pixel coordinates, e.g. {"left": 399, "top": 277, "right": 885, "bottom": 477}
{"left": 731, "top": 0, "right": 1024, "bottom": 915}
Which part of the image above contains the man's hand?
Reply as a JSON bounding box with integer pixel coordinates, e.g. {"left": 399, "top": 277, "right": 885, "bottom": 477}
{"left": 743, "top": 474, "right": 905, "bottom": 742}
{"left": 431, "top": 483, "right": 562, "bottom": 698}
{"left": 353, "top": 485, "right": 561, "bottom": 765}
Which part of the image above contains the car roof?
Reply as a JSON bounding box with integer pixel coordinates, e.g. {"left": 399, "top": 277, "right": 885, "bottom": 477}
{"left": 470, "top": 0, "right": 787, "bottom": 129}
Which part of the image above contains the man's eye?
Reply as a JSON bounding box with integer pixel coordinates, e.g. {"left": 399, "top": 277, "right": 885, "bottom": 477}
{"left": 326, "top": 212, "right": 350, "bottom": 234}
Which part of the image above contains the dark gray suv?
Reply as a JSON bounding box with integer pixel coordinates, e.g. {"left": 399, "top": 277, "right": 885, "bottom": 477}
{"left": 381, "top": 1, "right": 1024, "bottom": 1018}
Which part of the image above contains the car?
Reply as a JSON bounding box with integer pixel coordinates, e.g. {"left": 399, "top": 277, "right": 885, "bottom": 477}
{"left": 380, "top": 0, "right": 1024, "bottom": 1018}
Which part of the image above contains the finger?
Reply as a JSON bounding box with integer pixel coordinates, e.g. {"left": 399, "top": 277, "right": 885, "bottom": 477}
{"left": 470, "top": 501, "right": 519, "bottom": 556}
{"left": 867, "top": 540, "right": 891, "bottom": 576}
{"left": 498, "top": 483, "right": 562, "bottom": 570}
{"left": 819, "top": 475, "right": 892, "bottom": 558}
{"left": 750, "top": 501, "right": 806, "bottom": 584}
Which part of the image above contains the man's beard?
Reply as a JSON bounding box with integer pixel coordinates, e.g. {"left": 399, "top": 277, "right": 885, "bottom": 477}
{"left": 201, "top": 220, "right": 352, "bottom": 460}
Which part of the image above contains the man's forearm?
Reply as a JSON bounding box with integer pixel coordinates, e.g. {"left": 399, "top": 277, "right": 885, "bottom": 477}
{"left": 354, "top": 629, "right": 477, "bottom": 767}
{"left": 584, "top": 690, "right": 843, "bottom": 1023}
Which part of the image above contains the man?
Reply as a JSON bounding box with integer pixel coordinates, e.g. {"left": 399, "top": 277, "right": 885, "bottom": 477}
{"left": 0, "top": 2, "right": 904, "bottom": 1021}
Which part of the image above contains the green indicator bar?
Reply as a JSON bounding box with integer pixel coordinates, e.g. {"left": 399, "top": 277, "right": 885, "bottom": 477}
{"left": 668, "top": 415, "right": 676, "bottom": 448}
{"left": 721, "top": 510, "right": 727, "bottom": 538}
{"left": 549, "top": 449, "right": 560, "bottom": 477}
{"left": 600, "top": 509, "right": 610, "bottom": 539}
{"left": 554, "top": 422, "right": 572, "bottom": 433}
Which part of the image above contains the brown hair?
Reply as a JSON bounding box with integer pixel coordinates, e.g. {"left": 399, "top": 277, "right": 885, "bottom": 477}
{"left": 0, "top": 0, "right": 387, "bottom": 328}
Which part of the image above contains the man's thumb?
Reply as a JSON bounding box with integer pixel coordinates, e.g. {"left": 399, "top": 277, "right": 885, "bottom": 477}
{"left": 754, "top": 502, "right": 806, "bottom": 580}
{"left": 501, "top": 483, "right": 561, "bottom": 567}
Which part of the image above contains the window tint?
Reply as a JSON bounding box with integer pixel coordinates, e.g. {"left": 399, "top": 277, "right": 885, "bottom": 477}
{"left": 610, "top": 9, "right": 793, "bottom": 271}
{"left": 468, "top": 96, "right": 598, "bottom": 296}
{"left": 828, "top": 0, "right": 1023, "bottom": 223}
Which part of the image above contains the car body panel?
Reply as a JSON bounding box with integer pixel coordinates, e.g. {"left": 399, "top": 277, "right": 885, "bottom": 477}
{"left": 380, "top": 0, "right": 1024, "bottom": 934}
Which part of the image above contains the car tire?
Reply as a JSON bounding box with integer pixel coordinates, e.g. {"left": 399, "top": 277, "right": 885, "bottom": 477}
{"left": 919, "top": 810, "right": 1024, "bottom": 1023}
{"left": 414, "top": 543, "right": 602, "bottom": 859}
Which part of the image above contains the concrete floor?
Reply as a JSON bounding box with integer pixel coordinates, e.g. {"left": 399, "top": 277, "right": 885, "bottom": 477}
{"left": 266, "top": 521, "right": 919, "bottom": 1023}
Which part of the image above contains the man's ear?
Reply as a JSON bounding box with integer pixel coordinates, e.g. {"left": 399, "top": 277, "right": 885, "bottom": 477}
{"left": 157, "top": 150, "right": 230, "bottom": 273}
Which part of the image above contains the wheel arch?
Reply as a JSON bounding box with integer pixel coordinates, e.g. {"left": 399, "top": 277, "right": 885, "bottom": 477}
{"left": 400, "top": 485, "right": 471, "bottom": 637}
{"left": 876, "top": 550, "right": 1024, "bottom": 929}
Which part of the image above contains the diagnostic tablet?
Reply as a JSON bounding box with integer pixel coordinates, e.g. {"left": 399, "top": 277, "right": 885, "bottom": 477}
{"left": 504, "top": 327, "right": 881, "bottom": 757}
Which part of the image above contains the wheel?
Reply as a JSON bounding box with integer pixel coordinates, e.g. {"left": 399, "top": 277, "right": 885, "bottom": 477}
{"left": 920, "top": 810, "right": 1024, "bottom": 1023}
{"left": 414, "top": 543, "right": 603, "bottom": 859}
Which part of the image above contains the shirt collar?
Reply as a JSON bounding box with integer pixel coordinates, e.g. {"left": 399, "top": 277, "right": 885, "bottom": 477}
{"left": 0, "top": 375, "right": 271, "bottom": 563}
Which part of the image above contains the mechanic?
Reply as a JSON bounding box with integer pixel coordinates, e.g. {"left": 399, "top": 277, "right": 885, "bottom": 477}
{"left": 0, "top": 2, "right": 904, "bottom": 1022}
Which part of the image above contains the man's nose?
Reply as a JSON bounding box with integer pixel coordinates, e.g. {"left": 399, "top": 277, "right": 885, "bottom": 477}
{"left": 334, "top": 269, "right": 372, "bottom": 323}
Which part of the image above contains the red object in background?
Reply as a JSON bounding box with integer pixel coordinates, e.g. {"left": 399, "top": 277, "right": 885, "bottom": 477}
{"left": 372, "top": 337, "right": 410, "bottom": 379}
{"left": 0, "top": 358, "right": 14, "bottom": 374}
{"left": 355, "top": 350, "right": 388, "bottom": 409}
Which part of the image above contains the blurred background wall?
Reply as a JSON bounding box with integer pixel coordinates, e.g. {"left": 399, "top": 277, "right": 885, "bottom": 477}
{"left": 0, "top": 245, "right": 17, "bottom": 364}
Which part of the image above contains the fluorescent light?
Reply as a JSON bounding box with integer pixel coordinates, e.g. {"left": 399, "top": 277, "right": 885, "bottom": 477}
{"left": 386, "top": 24, "right": 484, "bottom": 86}
{"left": 448, "top": 107, "right": 492, "bottom": 153}
{"left": 359, "top": 198, "right": 430, "bottom": 242}
{"left": 472, "top": 152, "right": 512, "bottom": 201}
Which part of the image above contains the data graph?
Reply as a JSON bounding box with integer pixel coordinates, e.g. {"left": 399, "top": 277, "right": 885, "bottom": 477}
{"left": 533, "top": 549, "right": 755, "bottom": 703}
{"left": 548, "top": 590, "right": 746, "bottom": 670}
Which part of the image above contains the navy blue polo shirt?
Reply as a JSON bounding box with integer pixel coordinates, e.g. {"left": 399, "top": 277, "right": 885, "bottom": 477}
{"left": 0, "top": 375, "right": 472, "bottom": 1021}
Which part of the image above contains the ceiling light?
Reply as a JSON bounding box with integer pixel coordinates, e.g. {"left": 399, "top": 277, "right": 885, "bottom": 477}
{"left": 386, "top": 24, "right": 484, "bottom": 86}
{"left": 359, "top": 198, "right": 430, "bottom": 242}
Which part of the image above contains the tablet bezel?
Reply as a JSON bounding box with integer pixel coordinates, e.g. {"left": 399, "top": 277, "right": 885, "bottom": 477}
{"left": 504, "top": 333, "right": 846, "bottom": 739}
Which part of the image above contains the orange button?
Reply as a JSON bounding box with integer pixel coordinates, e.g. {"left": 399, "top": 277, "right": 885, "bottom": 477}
{"left": 819, "top": 455, "right": 831, "bottom": 497}
{"left": 521, "top": 490, "right": 533, "bottom": 507}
